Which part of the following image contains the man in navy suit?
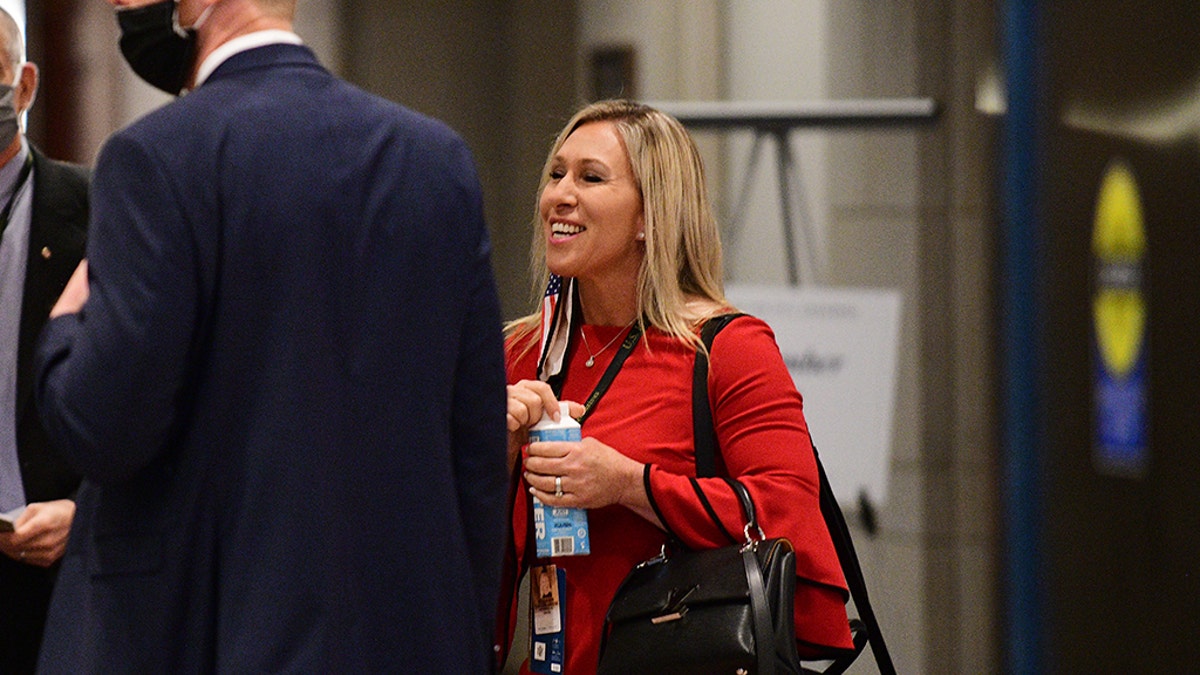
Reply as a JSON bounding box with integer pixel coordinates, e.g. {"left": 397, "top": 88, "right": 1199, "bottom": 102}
{"left": 34, "top": 0, "right": 508, "bottom": 671}
{"left": 0, "top": 8, "right": 88, "bottom": 674}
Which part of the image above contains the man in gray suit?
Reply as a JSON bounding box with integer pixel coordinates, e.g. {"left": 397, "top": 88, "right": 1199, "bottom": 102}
{"left": 0, "top": 8, "right": 89, "bottom": 675}
{"left": 35, "top": 0, "right": 507, "bottom": 672}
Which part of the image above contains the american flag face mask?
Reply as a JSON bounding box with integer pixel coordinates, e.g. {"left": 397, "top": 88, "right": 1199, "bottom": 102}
{"left": 536, "top": 274, "right": 574, "bottom": 383}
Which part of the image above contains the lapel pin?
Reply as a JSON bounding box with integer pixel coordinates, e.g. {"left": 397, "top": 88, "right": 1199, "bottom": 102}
{"left": 41, "top": 247, "right": 51, "bottom": 259}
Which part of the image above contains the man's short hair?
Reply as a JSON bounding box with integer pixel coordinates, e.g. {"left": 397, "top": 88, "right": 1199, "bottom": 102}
{"left": 0, "top": 8, "right": 24, "bottom": 73}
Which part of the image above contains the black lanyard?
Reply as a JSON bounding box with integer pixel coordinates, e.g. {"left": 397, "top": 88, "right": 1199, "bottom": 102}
{"left": 524, "top": 320, "right": 644, "bottom": 568}
{"left": 548, "top": 321, "right": 643, "bottom": 425}
{"left": 0, "top": 153, "right": 33, "bottom": 239}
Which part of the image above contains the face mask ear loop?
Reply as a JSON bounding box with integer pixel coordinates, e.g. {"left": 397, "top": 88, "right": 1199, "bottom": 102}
{"left": 173, "top": 1, "right": 216, "bottom": 37}
{"left": 194, "top": 4, "right": 217, "bottom": 30}
{"left": 171, "top": 1, "right": 189, "bottom": 38}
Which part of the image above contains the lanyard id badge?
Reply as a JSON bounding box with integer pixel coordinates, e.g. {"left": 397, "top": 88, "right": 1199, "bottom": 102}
{"left": 529, "top": 564, "right": 566, "bottom": 674}
{"left": 523, "top": 319, "right": 643, "bottom": 672}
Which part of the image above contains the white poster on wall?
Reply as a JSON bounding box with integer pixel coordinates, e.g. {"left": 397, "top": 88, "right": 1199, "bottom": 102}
{"left": 725, "top": 284, "right": 902, "bottom": 508}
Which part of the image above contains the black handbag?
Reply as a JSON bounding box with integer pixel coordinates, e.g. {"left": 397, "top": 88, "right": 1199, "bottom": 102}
{"left": 597, "top": 481, "right": 802, "bottom": 675}
{"left": 597, "top": 314, "right": 895, "bottom": 675}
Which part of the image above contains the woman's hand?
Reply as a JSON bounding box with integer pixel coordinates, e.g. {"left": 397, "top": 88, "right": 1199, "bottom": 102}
{"left": 506, "top": 379, "right": 560, "bottom": 433}
{"left": 505, "top": 380, "right": 585, "bottom": 473}
{"left": 524, "top": 436, "right": 655, "bottom": 522}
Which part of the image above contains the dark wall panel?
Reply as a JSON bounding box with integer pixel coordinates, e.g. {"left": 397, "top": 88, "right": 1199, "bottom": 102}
{"left": 1042, "top": 3, "right": 1200, "bottom": 670}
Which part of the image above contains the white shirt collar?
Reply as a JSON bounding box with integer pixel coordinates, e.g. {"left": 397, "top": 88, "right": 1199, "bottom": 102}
{"left": 194, "top": 30, "right": 304, "bottom": 89}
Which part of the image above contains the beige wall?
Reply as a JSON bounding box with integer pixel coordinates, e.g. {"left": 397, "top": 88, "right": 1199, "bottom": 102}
{"left": 832, "top": 2, "right": 1000, "bottom": 672}
{"left": 912, "top": 2, "right": 1000, "bottom": 671}
{"left": 342, "top": 0, "right": 577, "bottom": 319}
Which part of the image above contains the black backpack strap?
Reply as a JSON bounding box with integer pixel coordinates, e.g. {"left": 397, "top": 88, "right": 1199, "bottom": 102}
{"left": 692, "top": 312, "right": 895, "bottom": 675}
{"left": 815, "top": 446, "right": 896, "bottom": 675}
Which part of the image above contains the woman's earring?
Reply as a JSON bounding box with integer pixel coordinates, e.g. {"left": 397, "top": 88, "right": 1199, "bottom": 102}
{"left": 635, "top": 231, "right": 645, "bottom": 241}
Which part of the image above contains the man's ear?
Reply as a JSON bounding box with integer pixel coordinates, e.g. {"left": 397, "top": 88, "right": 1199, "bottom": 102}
{"left": 14, "top": 61, "right": 38, "bottom": 117}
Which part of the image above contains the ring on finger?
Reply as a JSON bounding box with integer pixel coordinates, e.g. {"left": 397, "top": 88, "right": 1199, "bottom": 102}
{"left": 554, "top": 476, "right": 564, "bottom": 497}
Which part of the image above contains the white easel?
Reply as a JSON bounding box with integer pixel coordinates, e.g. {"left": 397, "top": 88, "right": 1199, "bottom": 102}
{"left": 647, "top": 98, "right": 938, "bottom": 285}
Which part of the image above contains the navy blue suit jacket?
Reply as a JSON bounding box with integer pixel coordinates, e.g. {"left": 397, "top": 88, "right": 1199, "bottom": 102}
{"left": 34, "top": 44, "right": 507, "bottom": 673}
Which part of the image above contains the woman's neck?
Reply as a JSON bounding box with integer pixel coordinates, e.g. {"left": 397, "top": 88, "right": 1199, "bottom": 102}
{"left": 576, "top": 279, "right": 638, "bottom": 326}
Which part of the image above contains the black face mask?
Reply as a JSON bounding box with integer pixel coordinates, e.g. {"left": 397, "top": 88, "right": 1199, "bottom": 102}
{"left": 117, "top": 0, "right": 196, "bottom": 95}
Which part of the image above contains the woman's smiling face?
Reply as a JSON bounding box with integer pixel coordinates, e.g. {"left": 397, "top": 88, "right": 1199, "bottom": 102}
{"left": 540, "top": 121, "right": 645, "bottom": 289}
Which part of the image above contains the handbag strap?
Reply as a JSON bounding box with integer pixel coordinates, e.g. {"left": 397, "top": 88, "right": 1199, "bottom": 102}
{"left": 742, "top": 530, "right": 776, "bottom": 675}
{"left": 730, "top": 474, "right": 765, "bottom": 543}
{"left": 698, "top": 316, "right": 772, "bottom": 675}
{"left": 693, "top": 313, "right": 896, "bottom": 675}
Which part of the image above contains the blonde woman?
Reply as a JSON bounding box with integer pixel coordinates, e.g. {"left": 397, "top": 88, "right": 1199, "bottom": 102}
{"left": 497, "top": 100, "right": 853, "bottom": 672}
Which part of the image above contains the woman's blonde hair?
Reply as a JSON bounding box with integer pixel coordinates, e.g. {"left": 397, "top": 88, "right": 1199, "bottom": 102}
{"left": 508, "top": 99, "right": 728, "bottom": 349}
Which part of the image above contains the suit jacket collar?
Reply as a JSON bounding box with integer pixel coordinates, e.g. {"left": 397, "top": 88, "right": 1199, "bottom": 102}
{"left": 203, "top": 42, "right": 323, "bottom": 86}
{"left": 194, "top": 30, "right": 303, "bottom": 88}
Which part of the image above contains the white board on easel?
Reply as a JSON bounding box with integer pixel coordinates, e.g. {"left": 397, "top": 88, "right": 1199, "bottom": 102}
{"left": 725, "top": 284, "right": 902, "bottom": 508}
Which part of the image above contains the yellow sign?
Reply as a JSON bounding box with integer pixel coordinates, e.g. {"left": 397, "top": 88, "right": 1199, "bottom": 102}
{"left": 1092, "top": 160, "right": 1146, "bottom": 379}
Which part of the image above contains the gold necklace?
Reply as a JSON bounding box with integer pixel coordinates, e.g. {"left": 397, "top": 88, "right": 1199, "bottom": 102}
{"left": 580, "top": 322, "right": 633, "bottom": 368}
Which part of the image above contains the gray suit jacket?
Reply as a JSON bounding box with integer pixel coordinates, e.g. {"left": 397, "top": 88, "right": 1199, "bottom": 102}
{"left": 17, "top": 147, "right": 88, "bottom": 502}
{"left": 1, "top": 145, "right": 88, "bottom": 675}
